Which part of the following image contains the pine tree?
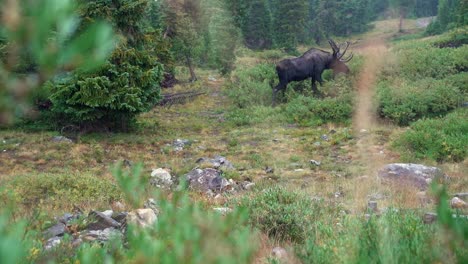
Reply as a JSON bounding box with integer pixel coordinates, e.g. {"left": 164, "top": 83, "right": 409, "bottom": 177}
{"left": 272, "top": 0, "right": 309, "bottom": 51}
{"left": 244, "top": 0, "right": 273, "bottom": 49}
{"left": 204, "top": 0, "right": 240, "bottom": 74}
{"left": 48, "top": 0, "right": 165, "bottom": 130}
{"left": 162, "top": 0, "right": 203, "bottom": 82}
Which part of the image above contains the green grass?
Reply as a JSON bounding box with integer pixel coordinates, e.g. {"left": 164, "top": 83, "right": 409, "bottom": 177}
{"left": 393, "top": 109, "right": 468, "bottom": 162}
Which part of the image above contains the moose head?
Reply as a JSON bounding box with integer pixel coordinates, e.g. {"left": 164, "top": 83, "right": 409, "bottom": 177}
{"left": 328, "top": 39, "right": 354, "bottom": 76}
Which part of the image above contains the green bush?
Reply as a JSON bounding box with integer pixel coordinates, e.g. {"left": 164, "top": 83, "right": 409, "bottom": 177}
{"left": 377, "top": 78, "right": 462, "bottom": 125}
{"left": 433, "top": 27, "right": 468, "bottom": 48}
{"left": 393, "top": 109, "right": 468, "bottom": 162}
{"left": 225, "top": 63, "right": 277, "bottom": 108}
{"left": 46, "top": 0, "right": 166, "bottom": 130}
{"left": 283, "top": 77, "right": 354, "bottom": 126}
{"left": 238, "top": 187, "right": 340, "bottom": 242}
{"left": 297, "top": 210, "right": 439, "bottom": 263}
{"left": 395, "top": 43, "right": 468, "bottom": 81}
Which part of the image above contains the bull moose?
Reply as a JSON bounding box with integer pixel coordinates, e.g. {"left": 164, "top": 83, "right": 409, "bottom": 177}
{"left": 272, "top": 40, "right": 353, "bottom": 105}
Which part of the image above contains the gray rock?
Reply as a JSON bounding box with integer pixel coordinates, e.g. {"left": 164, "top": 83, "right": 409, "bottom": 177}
{"left": 368, "top": 201, "right": 378, "bottom": 213}
{"left": 454, "top": 192, "right": 468, "bottom": 198}
{"left": 173, "top": 139, "right": 190, "bottom": 151}
{"left": 112, "top": 212, "right": 128, "bottom": 225}
{"left": 196, "top": 155, "right": 235, "bottom": 170}
{"left": 314, "top": 142, "right": 321, "bottom": 146}
{"left": 144, "top": 198, "right": 160, "bottom": 215}
{"left": 378, "top": 163, "right": 448, "bottom": 190}
{"left": 150, "top": 168, "right": 173, "bottom": 188}
{"left": 101, "top": 210, "right": 113, "bottom": 218}
{"left": 451, "top": 197, "right": 467, "bottom": 209}
{"left": 310, "top": 159, "right": 321, "bottom": 166}
{"left": 213, "top": 207, "right": 233, "bottom": 215}
{"left": 127, "top": 209, "right": 157, "bottom": 228}
{"left": 87, "top": 211, "right": 121, "bottom": 230}
{"left": 265, "top": 167, "right": 274, "bottom": 174}
{"left": 81, "top": 228, "right": 122, "bottom": 243}
{"left": 57, "top": 213, "right": 76, "bottom": 224}
{"left": 320, "top": 134, "right": 329, "bottom": 141}
{"left": 186, "top": 168, "right": 231, "bottom": 193}
{"left": 243, "top": 182, "right": 256, "bottom": 190}
{"left": 51, "top": 136, "right": 73, "bottom": 143}
{"left": 423, "top": 212, "right": 437, "bottom": 224}
{"left": 45, "top": 236, "right": 62, "bottom": 250}
{"left": 271, "top": 247, "right": 288, "bottom": 261}
{"left": 43, "top": 223, "right": 66, "bottom": 239}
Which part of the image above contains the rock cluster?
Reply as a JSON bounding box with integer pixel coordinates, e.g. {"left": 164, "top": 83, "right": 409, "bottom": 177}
{"left": 378, "top": 163, "right": 448, "bottom": 190}
{"left": 43, "top": 203, "right": 157, "bottom": 250}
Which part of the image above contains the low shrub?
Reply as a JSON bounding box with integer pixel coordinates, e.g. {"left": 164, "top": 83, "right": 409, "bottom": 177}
{"left": 225, "top": 63, "right": 276, "bottom": 108}
{"left": 1, "top": 173, "right": 123, "bottom": 210}
{"left": 393, "top": 109, "right": 468, "bottom": 162}
{"left": 377, "top": 78, "right": 463, "bottom": 125}
{"left": 238, "top": 187, "right": 340, "bottom": 242}
{"left": 433, "top": 27, "right": 468, "bottom": 48}
{"left": 284, "top": 77, "right": 354, "bottom": 126}
{"left": 395, "top": 43, "right": 468, "bottom": 81}
{"left": 297, "top": 210, "right": 440, "bottom": 263}
{"left": 226, "top": 106, "right": 282, "bottom": 127}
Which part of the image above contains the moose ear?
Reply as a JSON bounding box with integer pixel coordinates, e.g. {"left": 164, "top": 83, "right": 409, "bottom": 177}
{"left": 328, "top": 39, "right": 339, "bottom": 55}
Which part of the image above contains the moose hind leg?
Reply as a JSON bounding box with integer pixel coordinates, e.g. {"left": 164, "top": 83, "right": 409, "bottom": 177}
{"left": 311, "top": 79, "right": 319, "bottom": 95}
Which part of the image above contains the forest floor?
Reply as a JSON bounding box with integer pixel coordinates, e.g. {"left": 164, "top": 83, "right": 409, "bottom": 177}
{"left": 0, "top": 18, "right": 466, "bottom": 217}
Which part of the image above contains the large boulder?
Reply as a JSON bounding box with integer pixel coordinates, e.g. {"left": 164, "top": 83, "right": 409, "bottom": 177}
{"left": 127, "top": 209, "right": 157, "bottom": 228}
{"left": 186, "top": 168, "right": 231, "bottom": 193}
{"left": 150, "top": 168, "right": 173, "bottom": 189}
{"left": 378, "top": 163, "right": 448, "bottom": 190}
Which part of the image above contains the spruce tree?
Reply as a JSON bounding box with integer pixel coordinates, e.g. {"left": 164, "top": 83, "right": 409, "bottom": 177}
{"left": 48, "top": 0, "right": 166, "bottom": 130}
{"left": 244, "top": 0, "right": 273, "bottom": 49}
{"left": 272, "top": 0, "right": 309, "bottom": 51}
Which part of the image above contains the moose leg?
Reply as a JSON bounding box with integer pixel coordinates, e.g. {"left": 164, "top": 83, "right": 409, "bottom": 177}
{"left": 312, "top": 74, "right": 324, "bottom": 97}
{"left": 272, "top": 83, "right": 287, "bottom": 106}
{"left": 311, "top": 79, "right": 319, "bottom": 96}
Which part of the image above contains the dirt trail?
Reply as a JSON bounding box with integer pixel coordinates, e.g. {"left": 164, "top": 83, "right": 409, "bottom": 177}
{"left": 352, "top": 37, "right": 390, "bottom": 174}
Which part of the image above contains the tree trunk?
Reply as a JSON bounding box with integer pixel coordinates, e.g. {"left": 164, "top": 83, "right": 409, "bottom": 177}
{"left": 186, "top": 55, "right": 197, "bottom": 82}
{"left": 399, "top": 8, "right": 405, "bottom": 33}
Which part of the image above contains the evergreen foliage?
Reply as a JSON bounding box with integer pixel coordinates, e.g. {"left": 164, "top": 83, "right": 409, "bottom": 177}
{"left": 243, "top": 0, "right": 273, "bottom": 49}
{"left": 427, "top": 0, "right": 467, "bottom": 35}
{"left": 47, "top": 0, "right": 166, "bottom": 130}
{"left": 271, "top": 0, "right": 309, "bottom": 51}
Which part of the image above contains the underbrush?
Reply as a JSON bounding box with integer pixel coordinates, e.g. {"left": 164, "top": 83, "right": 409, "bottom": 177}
{"left": 238, "top": 186, "right": 468, "bottom": 263}
{"left": 377, "top": 31, "right": 467, "bottom": 125}
{"left": 1, "top": 173, "right": 123, "bottom": 211}
{"left": 237, "top": 187, "right": 341, "bottom": 242}
{"left": 377, "top": 78, "right": 462, "bottom": 125}
{"left": 393, "top": 109, "right": 468, "bottom": 162}
{"left": 0, "top": 165, "right": 259, "bottom": 263}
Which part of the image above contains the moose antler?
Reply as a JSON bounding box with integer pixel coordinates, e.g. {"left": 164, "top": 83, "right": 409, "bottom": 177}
{"left": 328, "top": 39, "right": 340, "bottom": 55}
{"left": 340, "top": 53, "right": 353, "bottom": 62}
{"left": 338, "top": 41, "right": 350, "bottom": 60}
